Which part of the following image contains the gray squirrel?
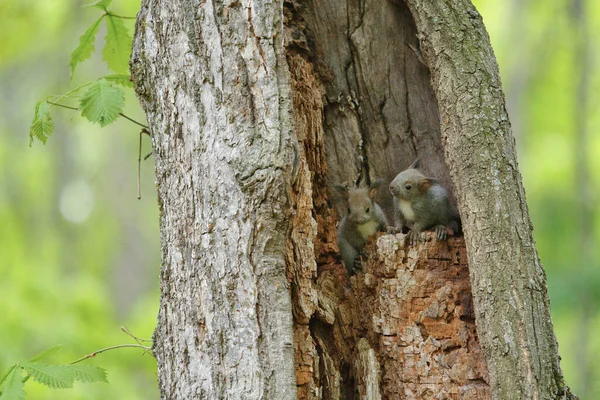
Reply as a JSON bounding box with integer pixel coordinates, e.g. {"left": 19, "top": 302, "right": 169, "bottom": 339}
{"left": 389, "top": 159, "right": 461, "bottom": 245}
{"left": 334, "top": 180, "right": 389, "bottom": 276}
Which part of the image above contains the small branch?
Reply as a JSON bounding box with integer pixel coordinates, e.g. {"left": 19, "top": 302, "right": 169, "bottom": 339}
{"left": 49, "top": 82, "right": 93, "bottom": 103}
{"left": 47, "top": 101, "right": 149, "bottom": 129}
{"left": 138, "top": 131, "right": 143, "bottom": 199}
{"left": 119, "top": 113, "right": 149, "bottom": 129}
{"left": 121, "top": 326, "right": 152, "bottom": 345}
{"left": 70, "top": 344, "right": 152, "bottom": 365}
{"left": 47, "top": 101, "right": 78, "bottom": 111}
{"left": 107, "top": 12, "right": 137, "bottom": 20}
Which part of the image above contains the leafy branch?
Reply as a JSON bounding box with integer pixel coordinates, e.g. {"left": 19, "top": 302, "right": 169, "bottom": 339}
{"left": 29, "top": 0, "right": 154, "bottom": 197}
{"left": 70, "top": 344, "right": 151, "bottom": 365}
{"left": 71, "top": 0, "right": 133, "bottom": 81}
{"left": 30, "top": 0, "right": 146, "bottom": 147}
{"left": 30, "top": 77, "right": 147, "bottom": 146}
{"left": 0, "top": 328, "right": 152, "bottom": 399}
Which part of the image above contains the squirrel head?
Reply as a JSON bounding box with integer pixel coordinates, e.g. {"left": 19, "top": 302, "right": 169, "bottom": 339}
{"left": 389, "top": 159, "right": 437, "bottom": 201}
{"left": 334, "top": 179, "right": 383, "bottom": 224}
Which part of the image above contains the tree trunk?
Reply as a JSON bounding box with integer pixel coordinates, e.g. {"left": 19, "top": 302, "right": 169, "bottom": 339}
{"left": 130, "top": 1, "right": 297, "bottom": 398}
{"left": 402, "top": 2, "right": 576, "bottom": 398}
{"left": 131, "top": 0, "right": 575, "bottom": 399}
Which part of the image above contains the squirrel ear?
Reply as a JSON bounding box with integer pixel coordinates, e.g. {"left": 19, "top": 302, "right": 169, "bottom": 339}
{"left": 368, "top": 179, "right": 384, "bottom": 198}
{"left": 333, "top": 184, "right": 349, "bottom": 200}
{"left": 409, "top": 158, "right": 420, "bottom": 169}
{"left": 417, "top": 178, "right": 434, "bottom": 192}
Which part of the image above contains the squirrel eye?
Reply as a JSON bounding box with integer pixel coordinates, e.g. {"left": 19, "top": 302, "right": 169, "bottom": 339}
{"left": 366, "top": 207, "right": 370, "bottom": 213}
{"left": 405, "top": 184, "right": 412, "bottom": 190}
{"left": 347, "top": 208, "right": 351, "bottom": 214}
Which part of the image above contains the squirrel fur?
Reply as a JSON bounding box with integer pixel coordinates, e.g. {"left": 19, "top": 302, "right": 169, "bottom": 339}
{"left": 389, "top": 159, "right": 461, "bottom": 245}
{"left": 335, "top": 180, "right": 389, "bottom": 276}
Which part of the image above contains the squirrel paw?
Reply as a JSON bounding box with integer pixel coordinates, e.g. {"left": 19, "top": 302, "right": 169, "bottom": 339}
{"left": 352, "top": 257, "right": 363, "bottom": 273}
{"left": 408, "top": 230, "right": 422, "bottom": 246}
{"left": 448, "top": 221, "right": 461, "bottom": 236}
{"left": 387, "top": 226, "right": 400, "bottom": 234}
{"left": 434, "top": 225, "right": 448, "bottom": 241}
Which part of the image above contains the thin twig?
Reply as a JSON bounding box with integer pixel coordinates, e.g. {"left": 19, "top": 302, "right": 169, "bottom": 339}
{"left": 70, "top": 344, "right": 152, "bottom": 365}
{"left": 138, "top": 131, "right": 143, "bottom": 199}
{"left": 107, "top": 12, "right": 137, "bottom": 19}
{"left": 47, "top": 101, "right": 78, "bottom": 111}
{"left": 121, "top": 326, "right": 152, "bottom": 345}
{"left": 47, "top": 101, "right": 149, "bottom": 129}
{"left": 49, "top": 82, "right": 93, "bottom": 103}
{"left": 15, "top": 343, "right": 152, "bottom": 385}
{"left": 119, "top": 113, "right": 149, "bottom": 129}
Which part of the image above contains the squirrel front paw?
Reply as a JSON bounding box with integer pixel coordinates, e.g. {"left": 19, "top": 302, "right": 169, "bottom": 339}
{"left": 408, "top": 230, "right": 422, "bottom": 246}
{"left": 352, "top": 257, "right": 363, "bottom": 274}
{"left": 434, "top": 225, "right": 448, "bottom": 241}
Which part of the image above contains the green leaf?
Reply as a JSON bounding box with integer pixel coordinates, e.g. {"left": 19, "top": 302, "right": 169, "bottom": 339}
{"left": 29, "top": 101, "right": 55, "bottom": 146}
{"left": 84, "top": 0, "right": 112, "bottom": 11}
{"left": 28, "top": 346, "right": 63, "bottom": 363}
{"left": 69, "top": 365, "right": 108, "bottom": 384}
{"left": 79, "top": 78, "right": 125, "bottom": 127}
{"left": 0, "top": 367, "right": 25, "bottom": 400}
{"left": 102, "top": 15, "right": 132, "bottom": 74}
{"left": 103, "top": 74, "right": 133, "bottom": 88}
{"left": 70, "top": 16, "right": 104, "bottom": 82}
{"left": 20, "top": 362, "right": 75, "bottom": 389}
{"left": 0, "top": 366, "right": 15, "bottom": 389}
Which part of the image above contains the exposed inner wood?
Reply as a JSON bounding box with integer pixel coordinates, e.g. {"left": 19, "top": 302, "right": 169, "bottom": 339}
{"left": 284, "top": 0, "right": 490, "bottom": 398}
{"left": 285, "top": 0, "right": 451, "bottom": 221}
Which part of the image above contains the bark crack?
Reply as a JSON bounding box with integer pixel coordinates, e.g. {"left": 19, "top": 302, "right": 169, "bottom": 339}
{"left": 247, "top": 5, "right": 269, "bottom": 74}
{"left": 403, "top": 40, "right": 418, "bottom": 158}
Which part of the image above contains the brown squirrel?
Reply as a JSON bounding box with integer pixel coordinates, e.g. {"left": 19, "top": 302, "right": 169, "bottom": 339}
{"left": 334, "top": 180, "right": 389, "bottom": 276}
{"left": 389, "top": 159, "right": 461, "bottom": 245}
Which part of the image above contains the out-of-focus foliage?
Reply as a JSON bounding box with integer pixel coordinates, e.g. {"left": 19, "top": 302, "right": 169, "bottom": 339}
{"left": 0, "top": 0, "right": 159, "bottom": 399}
{"left": 473, "top": 0, "right": 600, "bottom": 397}
{"left": 30, "top": 1, "right": 133, "bottom": 145}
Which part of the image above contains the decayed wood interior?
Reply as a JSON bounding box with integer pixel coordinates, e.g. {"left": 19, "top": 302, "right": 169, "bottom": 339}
{"left": 284, "top": 0, "right": 490, "bottom": 398}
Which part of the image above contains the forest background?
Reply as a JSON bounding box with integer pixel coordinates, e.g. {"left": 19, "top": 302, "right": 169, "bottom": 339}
{"left": 0, "top": 0, "right": 598, "bottom": 398}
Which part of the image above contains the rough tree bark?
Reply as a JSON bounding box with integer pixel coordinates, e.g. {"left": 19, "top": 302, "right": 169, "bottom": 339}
{"left": 131, "top": 0, "right": 574, "bottom": 399}
{"left": 402, "top": 2, "right": 575, "bottom": 398}
{"left": 130, "top": 1, "right": 297, "bottom": 398}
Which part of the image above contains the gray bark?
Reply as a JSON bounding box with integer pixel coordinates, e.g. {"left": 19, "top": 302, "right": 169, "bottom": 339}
{"left": 403, "top": 1, "right": 575, "bottom": 399}
{"left": 131, "top": 0, "right": 297, "bottom": 398}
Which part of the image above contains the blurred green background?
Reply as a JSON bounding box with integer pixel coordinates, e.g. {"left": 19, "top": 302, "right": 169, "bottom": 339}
{"left": 0, "top": 0, "right": 597, "bottom": 399}
{"left": 0, "top": 0, "right": 159, "bottom": 399}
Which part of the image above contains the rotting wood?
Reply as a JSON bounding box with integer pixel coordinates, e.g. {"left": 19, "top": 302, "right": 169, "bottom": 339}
{"left": 291, "top": 231, "right": 491, "bottom": 399}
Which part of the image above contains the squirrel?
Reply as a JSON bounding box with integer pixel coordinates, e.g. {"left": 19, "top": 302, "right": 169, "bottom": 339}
{"left": 334, "top": 180, "right": 389, "bottom": 276}
{"left": 389, "top": 159, "right": 461, "bottom": 245}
